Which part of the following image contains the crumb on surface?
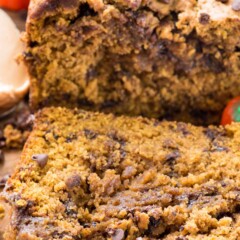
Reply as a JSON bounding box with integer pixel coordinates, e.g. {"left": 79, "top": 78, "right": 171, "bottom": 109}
{"left": 3, "top": 107, "right": 240, "bottom": 239}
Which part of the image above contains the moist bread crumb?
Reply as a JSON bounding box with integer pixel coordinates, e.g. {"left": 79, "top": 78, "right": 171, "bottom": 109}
{"left": 25, "top": 0, "right": 240, "bottom": 125}
{"left": 2, "top": 107, "right": 240, "bottom": 239}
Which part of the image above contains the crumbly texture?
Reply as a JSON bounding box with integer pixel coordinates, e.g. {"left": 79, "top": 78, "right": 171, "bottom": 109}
{"left": 0, "top": 102, "right": 32, "bottom": 149}
{"left": 25, "top": 0, "right": 240, "bottom": 125}
{"left": 3, "top": 125, "right": 30, "bottom": 149}
{"left": 2, "top": 107, "right": 240, "bottom": 239}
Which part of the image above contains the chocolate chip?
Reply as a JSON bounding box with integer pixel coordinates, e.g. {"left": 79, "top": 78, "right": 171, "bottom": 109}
{"left": 203, "top": 128, "right": 224, "bottom": 141}
{"left": 108, "top": 229, "right": 125, "bottom": 240}
{"left": 53, "top": 133, "right": 59, "bottom": 140}
{"left": 199, "top": 13, "right": 210, "bottom": 25}
{"left": 188, "top": 193, "right": 201, "bottom": 206}
{"left": 66, "top": 133, "right": 77, "bottom": 143}
{"left": 0, "top": 150, "right": 5, "bottom": 164}
{"left": 84, "top": 129, "right": 98, "bottom": 140}
{"left": 232, "top": 0, "right": 240, "bottom": 10}
{"left": 203, "top": 54, "right": 224, "bottom": 73}
{"left": 23, "top": 51, "right": 34, "bottom": 60}
{"left": 78, "top": 3, "right": 97, "bottom": 17}
{"left": 65, "top": 174, "right": 82, "bottom": 189}
{"left": 107, "top": 131, "right": 126, "bottom": 146}
{"left": 32, "top": 154, "right": 48, "bottom": 168}
{"left": 0, "top": 174, "right": 10, "bottom": 187}
{"left": 165, "top": 151, "right": 180, "bottom": 163}
{"left": 221, "top": 181, "right": 227, "bottom": 187}
{"left": 149, "top": 216, "right": 161, "bottom": 227}
{"left": 158, "top": 41, "right": 168, "bottom": 56}
{"left": 17, "top": 113, "right": 31, "bottom": 131}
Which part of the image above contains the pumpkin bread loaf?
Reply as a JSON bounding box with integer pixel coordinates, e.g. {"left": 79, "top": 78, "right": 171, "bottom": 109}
{"left": 24, "top": 0, "right": 240, "bottom": 125}
{"left": 2, "top": 107, "right": 240, "bottom": 239}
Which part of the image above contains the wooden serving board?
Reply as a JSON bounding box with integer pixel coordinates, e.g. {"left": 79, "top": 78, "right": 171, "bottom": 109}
{"left": 0, "top": 10, "right": 27, "bottom": 237}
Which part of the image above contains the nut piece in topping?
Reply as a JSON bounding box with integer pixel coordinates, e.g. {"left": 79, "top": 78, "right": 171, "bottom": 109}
{"left": 32, "top": 154, "right": 48, "bottom": 168}
{"left": 232, "top": 0, "right": 240, "bottom": 10}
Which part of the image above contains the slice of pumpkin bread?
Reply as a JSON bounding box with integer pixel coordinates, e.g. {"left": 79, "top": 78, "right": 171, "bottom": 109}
{"left": 2, "top": 107, "right": 240, "bottom": 239}
{"left": 25, "top": 0, "right": 240, "bottom": 125}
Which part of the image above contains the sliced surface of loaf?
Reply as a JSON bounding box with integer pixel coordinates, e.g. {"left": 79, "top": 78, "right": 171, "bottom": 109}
{"left": 25, "top": 0, "right": 240, "bottom": 125}
{"left": 2, "top": 107, "right": 240, "bottom": 239}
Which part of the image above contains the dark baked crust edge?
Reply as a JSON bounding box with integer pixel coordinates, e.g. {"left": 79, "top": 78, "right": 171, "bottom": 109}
{"left": 27, "top": 0, "right": 79, "bottom": 20}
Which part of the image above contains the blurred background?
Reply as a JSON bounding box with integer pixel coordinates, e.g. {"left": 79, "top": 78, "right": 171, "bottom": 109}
{"left": 0, "top": 5, "right": 29, "bottom": 237}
